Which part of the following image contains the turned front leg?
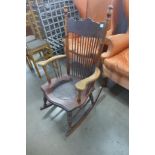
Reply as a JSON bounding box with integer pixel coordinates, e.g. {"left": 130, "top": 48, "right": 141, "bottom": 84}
{"left": 43, "top": 96, "right": 47, "bottom": 106}
{"left": 67, "top": 111, "right": 72, "bottom": 129}
{"left": 40, "top": 95, "right": 53, "bottom": 110}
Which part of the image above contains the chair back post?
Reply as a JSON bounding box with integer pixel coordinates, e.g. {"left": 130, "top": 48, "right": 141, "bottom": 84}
{"left": 42, "top": 66, "right": 51, "bottom": 84}
{"left": 103, "top": 5, "right": 113, "bottom": 43}
{"left": 97, "top": 5, "right": 113, "bottom": 66}
{"left": 64, "top": 5, "right": 68, "bottom": 38}
{"left": 64, "top": 5, "right": 70, "bottom": 75}
{"left": 106, "top": 5, "right": 113, "bottom": 32}
{"left": 100, "top": 5, "right": 113, "bottom": 62}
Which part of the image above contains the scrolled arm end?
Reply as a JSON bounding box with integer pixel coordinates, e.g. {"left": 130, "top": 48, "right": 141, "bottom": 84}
{"left": 75, "top": 67, "right": 101, "bottom": 91}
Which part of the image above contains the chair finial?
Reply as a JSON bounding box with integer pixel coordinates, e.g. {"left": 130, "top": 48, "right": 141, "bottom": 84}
{"left": 64, "top": 5, "right": 68, "bottom": 15}
{"left": 106, "top": 5, "right": 113, "bottom": 30}
{"left": 106, "top": 5, "right": 113, "bottom": 20}
{"left": 64, "top": 5, "right": 68, "bottom": 36}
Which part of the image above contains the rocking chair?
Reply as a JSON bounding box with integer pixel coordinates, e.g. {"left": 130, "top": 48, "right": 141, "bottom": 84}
{"left": 38, "top": 5, "right": 112, "bottom": 136}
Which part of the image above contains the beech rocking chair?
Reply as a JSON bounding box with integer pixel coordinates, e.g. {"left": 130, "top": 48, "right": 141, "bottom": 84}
{"left": 38, "top": 5, "right": 112, "bottom": 136}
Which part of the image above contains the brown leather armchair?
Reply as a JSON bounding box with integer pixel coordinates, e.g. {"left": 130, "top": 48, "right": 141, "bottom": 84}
{"left": 101, "top": 0, "right": 129, "bottom": 89}
{"left": 102, "top": 33, "right": 129, "bottom": 89}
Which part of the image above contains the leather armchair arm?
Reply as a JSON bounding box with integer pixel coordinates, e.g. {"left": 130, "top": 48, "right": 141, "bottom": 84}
{"left": 101, "top": 33, "right": 129, "bottom": 60}
{"left": 106, "top": 29, "right": 113, "bottom": 36}
{"left": 37, "top": 54, "right": 66, "bottom": 67}
{"left": 75, "top": 67, "right": 100, "bottom": 91}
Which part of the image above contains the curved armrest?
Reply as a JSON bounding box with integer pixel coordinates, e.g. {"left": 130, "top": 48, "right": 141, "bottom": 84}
{"left": 37, "top": 54, "right": 66, "bottom": 67}
{"left": 75, "top": 67, "right": 100, "bottom": 91}
{"left": 101, "top": 33, "right": 129, "bottom": 59}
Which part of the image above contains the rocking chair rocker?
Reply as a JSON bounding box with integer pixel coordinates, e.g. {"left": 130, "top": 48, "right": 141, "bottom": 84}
{"left": 38, "top": 5, "right": 113, "bottom": 136}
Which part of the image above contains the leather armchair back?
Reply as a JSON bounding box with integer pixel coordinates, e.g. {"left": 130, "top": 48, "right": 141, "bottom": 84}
{"left": 123, "top": 0, "right": 129, "bottom": 21}
{"left": 73, "top": 0, "right": 120, "bottom": 33}
{"left": 74, "top": 0, "right": 114, "bottom": 22}
{"left": 73, "top": 0, "right": 87, "bottom": 18}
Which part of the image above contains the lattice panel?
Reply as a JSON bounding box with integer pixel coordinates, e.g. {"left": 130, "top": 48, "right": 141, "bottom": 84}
{"left": 36, "top": 0, "right": 80, "bottom": 54}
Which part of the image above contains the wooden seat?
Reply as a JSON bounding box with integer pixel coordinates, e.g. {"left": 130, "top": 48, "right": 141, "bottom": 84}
{"left": 38, "top": 5, "right": 112, "bottom": 136}
{"left": 27, "top": 39, "right": 47, "bottom": 50}
{"left": 41, "top": 75, "right": 94, "bottom": 111}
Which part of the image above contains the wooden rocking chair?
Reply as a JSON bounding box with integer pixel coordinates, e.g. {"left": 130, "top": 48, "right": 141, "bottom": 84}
{"left": 38, "top": 5, "right": 113, "bottom": 136}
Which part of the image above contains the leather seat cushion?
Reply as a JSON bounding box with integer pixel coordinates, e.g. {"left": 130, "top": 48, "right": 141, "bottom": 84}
{"left": 27, "top": 39, "right": 47, "bottom": 50}
{"left": 104, "top": 48, "right": 129, "bottom": 77}
{"left": 26, "top": 35, "right": 36, "bottom": 43}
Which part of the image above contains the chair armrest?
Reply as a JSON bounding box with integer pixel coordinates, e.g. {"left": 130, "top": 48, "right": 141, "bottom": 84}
{"left": 37, "top": 54, "right": 66, "bottom": 67}
{"left": 37, "top": 54, "right": 66, "bottom": 83}
{"left": 75, "top": 67, "right": 100, "bottom": 91}
{"left": 101, "top": 33, "right": 129, "bottom": 59}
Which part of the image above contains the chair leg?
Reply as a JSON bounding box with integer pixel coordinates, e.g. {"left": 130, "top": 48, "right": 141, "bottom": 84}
{"left": 67, "top": 111, "right": 72, "bottom": 128}
{"left": 66, "top": 104, "right": 93, "bottom": 136}
{"left": 66, "top": 111, "right": 73, "bottom": 136}
{"left": 31, "top": 57, "right": 41, "bottom": 78}
{"left": 102, "top": 77, "right": 108, "bottom": 87}
{"left": 40, "top": 96, "right": 53, "bottom": 110}
{"left": 89, "top": 93, "right": 94, "bottom": 105}
{"left": 65, "top": 87, "right": 104, "bottom": 136}
{"left": 93, "top": 86, "right": 104, "bottom": 105}
{"left": 43, "top": 95, "right": 47, "bottom": 105}
{"left": 26, "top": 56, "right": 33, "bottom": 70}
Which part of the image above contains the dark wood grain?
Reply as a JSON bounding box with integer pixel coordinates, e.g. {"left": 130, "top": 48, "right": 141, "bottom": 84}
{"left": 67, "top": 18, "right": 105, "bottom": 38}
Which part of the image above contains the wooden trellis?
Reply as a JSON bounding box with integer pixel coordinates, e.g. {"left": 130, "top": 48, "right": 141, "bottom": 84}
{"left": 35, "top": 0, "right": 80, "bottom": 54}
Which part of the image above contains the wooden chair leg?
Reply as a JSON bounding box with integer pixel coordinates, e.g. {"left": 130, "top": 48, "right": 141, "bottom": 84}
{"left": 66, "top": 103, "right": 93, "bottom": 136}
{"left": 67, "top": 111, "right": 72, "bottom": 129}
{"left": 66, "top": 111, "right": 73, "bottom": 136}
{"left": 43, "top": 95, "right": 47, "bottom": 105}
{"left": 67, "top": 88, "right": 103, "bottom": 135}
{"left": 89, "top": 93, "right": 94, "bottom": 104}
{"left": 93, "top": 86, "right": 104, "bottom": 105}
{"left": 31, "top": 57, "right": 41, "bottom": 78}
{"left": 40, "top": 96, "right": 53, "bottom": 110}
{"left": 102, "top": 77, "right": 108, "bottom": 87}
{"left": 26, "top": 56, "right": 33, "bottom": 70}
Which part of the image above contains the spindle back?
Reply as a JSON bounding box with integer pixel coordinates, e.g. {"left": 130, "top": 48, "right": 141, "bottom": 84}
{"left": 64, "top": 5, "right": 112, "bottom": 78}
